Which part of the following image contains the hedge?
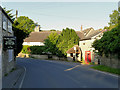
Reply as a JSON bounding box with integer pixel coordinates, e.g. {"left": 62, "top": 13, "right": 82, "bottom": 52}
{"left": 29, "top": 46, "right": 46, "bottom": 55}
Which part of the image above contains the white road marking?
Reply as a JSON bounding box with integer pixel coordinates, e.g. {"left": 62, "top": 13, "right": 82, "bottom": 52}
{"left": 19, "top": 66, "right": 26, "bottom": 89}
{"left": 64, "top": 65, "right": 80, "bottom": 71}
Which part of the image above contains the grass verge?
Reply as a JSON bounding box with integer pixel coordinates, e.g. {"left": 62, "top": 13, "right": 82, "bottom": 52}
{"left": 91, "top": 65, "right": 120, "bottom": 75}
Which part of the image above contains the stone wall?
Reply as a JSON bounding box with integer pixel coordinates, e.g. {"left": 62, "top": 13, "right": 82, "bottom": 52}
{"left": 18, "top": 53, "right": 67, "bottom": 61}
{"left": 31, "top": 54, "right": 48, "bottom": 60}
{"left": 0, "top": 8, "right": 16, "bottom": 76}
{"left": 94, "top": 53, "right": 120, "bottom": 69}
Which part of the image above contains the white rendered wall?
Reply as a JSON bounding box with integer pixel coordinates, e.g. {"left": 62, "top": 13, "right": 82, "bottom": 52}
{"left": 23, "top": 42, "right": 45, "bottom": 46}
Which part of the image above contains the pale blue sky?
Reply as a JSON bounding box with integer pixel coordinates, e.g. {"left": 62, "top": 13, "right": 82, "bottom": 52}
{"left": 1, "top": 2, "right": 118, "bottom": 31}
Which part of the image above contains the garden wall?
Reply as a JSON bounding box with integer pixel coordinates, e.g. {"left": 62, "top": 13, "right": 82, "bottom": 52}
{"left": 17, "top": 53, "right": 67, "bottom": 61}
{"left": 94, "top": 54, "right": 120, "bottom": 69}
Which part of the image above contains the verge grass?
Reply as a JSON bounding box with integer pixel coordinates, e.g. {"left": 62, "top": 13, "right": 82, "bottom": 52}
{"left": 91, "top": 65, "right": 120, "bottom": 75}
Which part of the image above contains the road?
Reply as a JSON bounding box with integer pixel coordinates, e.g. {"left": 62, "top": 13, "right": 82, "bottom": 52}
{"left": 17, "top": 58, "right": 118, "bottom": 88}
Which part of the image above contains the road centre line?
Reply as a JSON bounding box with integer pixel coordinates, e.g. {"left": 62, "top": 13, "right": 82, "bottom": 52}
{"left": 64, "top": 65, "right": 80, "bottom": 71}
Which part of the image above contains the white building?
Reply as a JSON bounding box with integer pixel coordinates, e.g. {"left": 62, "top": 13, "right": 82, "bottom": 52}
{"left": 79, "top": 29, "right": 106, "bottom": 64}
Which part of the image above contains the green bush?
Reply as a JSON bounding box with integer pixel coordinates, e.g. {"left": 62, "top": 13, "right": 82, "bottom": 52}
{"left": 21, "top": 45, "right": 30, "bottom": 54}
{"left": 30, "top": 46, "right": 46, "bottom": 55}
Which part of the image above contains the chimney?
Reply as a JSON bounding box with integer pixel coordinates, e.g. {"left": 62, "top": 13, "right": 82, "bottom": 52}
{"left": 81, "top": 25, "right": 83, "bottom": 31}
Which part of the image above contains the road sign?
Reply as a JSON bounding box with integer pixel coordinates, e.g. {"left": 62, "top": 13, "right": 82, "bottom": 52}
{"left": 3, "top": 36, "right": 16, "bottom": 49}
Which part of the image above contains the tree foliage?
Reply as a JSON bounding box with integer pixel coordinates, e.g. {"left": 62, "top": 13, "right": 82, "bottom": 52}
{"left": 57, "top": 28, "right": 79, "bottom": 56}
{"left": 44, "top": 32, "right": 61, "bottom": 56}
{"left": 3, "top": 7, "right": 15, "bottom": 21}
{"left": 108, "top": 10, "right": 119, "bottom": 30}
{"left": 14, "top": 16, "right": 36, "bottom": 34}
{"left": 3, "top": 8, "right": 36, "bottom": 56}
{"left": 12, "top": 24, "right": 29, "bottom": 56}
{"left": 93, "top": 9, "right": 120, "bottom": 58}
{"left": 44, "top": 28, "right": 79, "bottom": 57}
{"left": 92, "top": 26, "right": 120, "bottom": 57}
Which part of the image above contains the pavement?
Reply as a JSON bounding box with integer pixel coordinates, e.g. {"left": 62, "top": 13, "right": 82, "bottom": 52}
{"left": 2, "top": 64, "right": 25, "bottom": 89}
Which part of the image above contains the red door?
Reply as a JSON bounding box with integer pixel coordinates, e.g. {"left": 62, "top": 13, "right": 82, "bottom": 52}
{"left": 85, "top": 51, "right": 91, "bottom": 64}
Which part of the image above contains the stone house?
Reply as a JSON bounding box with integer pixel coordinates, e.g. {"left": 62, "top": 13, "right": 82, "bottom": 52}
{"left": 0, "top": 6, "right": 16, "bottom": 76}
{"left": 79, "top": 29, "right": 105, "bottom": 64}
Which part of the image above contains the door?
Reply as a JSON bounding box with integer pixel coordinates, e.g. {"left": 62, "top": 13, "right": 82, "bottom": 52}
{"left": 85, "top": 51, "right": 91, "bottom": 64}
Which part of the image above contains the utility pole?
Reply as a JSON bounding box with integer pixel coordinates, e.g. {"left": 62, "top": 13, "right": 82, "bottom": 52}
{"left": 16, "top": 10, "right": 18, "bottom": 19}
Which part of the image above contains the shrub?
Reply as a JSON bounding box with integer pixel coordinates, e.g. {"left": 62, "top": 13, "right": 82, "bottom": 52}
{"left": 30, "top": 46, "right": 46, "bottom": 55}
{"left": 21, "top": 45, "right": 30, "bottom": 54}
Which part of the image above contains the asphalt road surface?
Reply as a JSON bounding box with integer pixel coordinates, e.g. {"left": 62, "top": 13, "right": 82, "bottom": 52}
{"left": 17, "top": 58, "right": 118, "bottom": 88}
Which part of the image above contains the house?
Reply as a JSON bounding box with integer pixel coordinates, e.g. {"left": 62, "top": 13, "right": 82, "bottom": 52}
{"left": 82, "top": 27, "right": 94, "bottom": 37}
{"left": 0, "top": 6, "right": 16, "bottom": 76}
{"left": 23, "top": 30, "right": 85, "bottom": 46}
{"left": 66, "top": 45, "right": 82, "bottom": 62}
{"left": 79, "top": 29, "right": 105, "bottom": 64}
{"left": 23, "top": 31, "right": 61, "bottom": 46}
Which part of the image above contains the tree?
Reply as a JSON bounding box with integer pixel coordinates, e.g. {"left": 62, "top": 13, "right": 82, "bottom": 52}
{"left": 108, "top": 10, "right": 119, "bottom": 30}
{"left": 57, "top": 28, "right": 79, "bottom": 56}
{"left": 3, "top": 7, "right": 15, "bottom": 21}
{"left": 14, "top": 16, "right": 36, "bottom": 34}
{"left": 44, "top": 28, "right": 79, "bottom": 57}
{"left": 44, "top": 32, "right": 59, "bottom": 55}
{"left": 92, "top": 26, "right": 120, "bottom": 58}
{"left": 3, "top": 8, "right": 36, "bottom": 56}
{"left": 13, "top": 26, "right": 28, "bottom": 56}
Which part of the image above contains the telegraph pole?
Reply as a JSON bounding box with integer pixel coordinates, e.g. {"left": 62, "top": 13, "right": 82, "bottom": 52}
{"left": 16, "top": 10, "right": 18, "bottom": 19}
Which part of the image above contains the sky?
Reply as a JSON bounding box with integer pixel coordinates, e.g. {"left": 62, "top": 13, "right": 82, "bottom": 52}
{"left": 1, "top": 1, "right": 118, "bottom": 31}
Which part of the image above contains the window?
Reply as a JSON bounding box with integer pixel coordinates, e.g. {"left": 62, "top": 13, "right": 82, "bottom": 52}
{"left": 8, "top": 50, "right": 13, "bottom": 62}
{"left": 8, "top": 20, "right": 12, "bottom": 33}
{"left": 3, "top": 14, "right": 7, "bottom": 30}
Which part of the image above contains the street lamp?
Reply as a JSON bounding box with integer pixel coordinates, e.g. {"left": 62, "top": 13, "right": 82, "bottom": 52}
{"left": 74, "top": 47, "right": 76, "bottom": 61}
